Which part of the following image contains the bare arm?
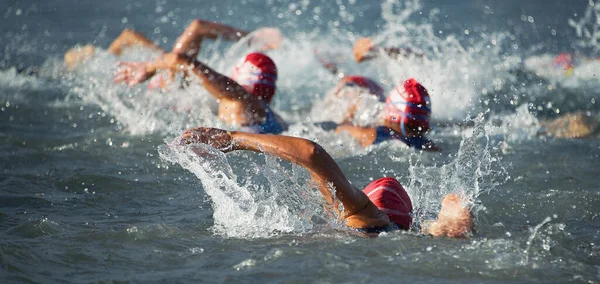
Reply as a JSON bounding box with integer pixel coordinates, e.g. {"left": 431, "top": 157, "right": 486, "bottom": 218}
{"left": 181, "top": 128, "right": 387, "bottom": 228}
{"left": 171, "top": 19, "right": 250, "bottom": 59}
{"left": 353, "top": 38, "right": 424, "bottom": 63}
{"left": 335, "top": 124, "right": 378, "bottom": 147}
{"left": 115, "top": 53, "right": 257, "bottom": 103}
{"left": 185, "top": 59, "right": 258, "bottom": 102}
{"left": 108, "top": 29, "right": 164, "bottom": 55}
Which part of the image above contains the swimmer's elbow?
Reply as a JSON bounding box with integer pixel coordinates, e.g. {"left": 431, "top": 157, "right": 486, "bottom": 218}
{"left": 298, "top": 140, "right": 328, "bottom": 167}
{"left": 188, "top": 19, "right": 207, "bottom": 30}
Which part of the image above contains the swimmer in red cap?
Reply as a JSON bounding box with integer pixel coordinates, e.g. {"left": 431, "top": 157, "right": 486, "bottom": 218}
{"left": 335, "top": 78, "right": 439, "bottom": 151}
{"left": 180, "top": 127, "right": 473, "bottom": 237}
{"left": 115, "top": 51, "right": 287, "bottom": 134}
{"left": 64, "top": 19, "right": 282, "bottom": 87}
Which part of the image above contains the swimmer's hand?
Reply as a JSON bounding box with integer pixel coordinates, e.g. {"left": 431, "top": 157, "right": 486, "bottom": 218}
{"left": 181, "top": 127, "right": 234, "bottom": 152}
{"left": 114, "top": 61, "right": 156, "bottom": 87}
{"left": 147, "top": 70, "right": 176, "bottom": 91}
{"left": 353, "top": 37, "right": 376, "bottom": 63}
{"left": 249, "top": 28, "right": 283, "bottom": 51}
{"left": 422, "top": 193, "right": 473, "bottom": 238}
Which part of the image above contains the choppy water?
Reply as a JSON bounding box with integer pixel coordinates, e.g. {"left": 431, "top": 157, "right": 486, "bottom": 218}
{"left": 1, "top": 0, "right": 599, "bottom": 283}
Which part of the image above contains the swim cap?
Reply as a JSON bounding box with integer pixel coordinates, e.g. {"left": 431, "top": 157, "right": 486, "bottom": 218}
{"left": 553, "top": 53, "right": 573, "bottom": 69}
{"left": 384, "top": 78, "right": 431, "bottom": 136}
{"left": 362, "top": 177, "right": 413, "bottom": 230}
{"left": 339, "top": 75, "right": 386, "bottom": 101}
{"left": 231, "top": 52, "right": 278, "bottom": 102}
{"left": 553, "top": 53, "right": 574, "bottom": 76}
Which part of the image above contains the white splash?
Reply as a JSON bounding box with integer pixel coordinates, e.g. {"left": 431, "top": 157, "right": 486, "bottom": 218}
{"left": 158, "top": 137, "right": 327, "bottom": 238}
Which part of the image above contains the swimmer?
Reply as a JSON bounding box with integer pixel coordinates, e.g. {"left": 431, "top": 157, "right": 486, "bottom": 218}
{"left": 64, "top": 19, "right": 282, "bottom": 89}
{"left": 353, "top": 37, "right": 424, "bottom": 63}
{"left": 334, "top": 78, "right": 439, "bottom": 151}
{"left": 180, "top": 127, "right": 473, "bottom": 238}
{"left": 114, "top": 51, "right": 288, "bottom": 134}
{"left": 313, "top": 38, "right": 424, "bottom": 76}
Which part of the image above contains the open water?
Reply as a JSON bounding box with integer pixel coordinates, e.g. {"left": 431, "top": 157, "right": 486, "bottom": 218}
{"left": 1, "top": 0, "right": 599, "bottom": 283}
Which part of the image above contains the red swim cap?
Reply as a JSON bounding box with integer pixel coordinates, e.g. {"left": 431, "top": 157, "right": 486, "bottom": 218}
{"left": 231, "top": 52, "right": 278, "bottom": 102}
{"left": 384, "top": 78, "right": 431, "bottom": 135}
{"left": 338, "top": 75, "right": 386, "bottom": 101}
{"left": 362, "top": 177, "right": 413, "bottom": 230}
{"left": 553, "top": 53, "right": 573, "bottom": 69}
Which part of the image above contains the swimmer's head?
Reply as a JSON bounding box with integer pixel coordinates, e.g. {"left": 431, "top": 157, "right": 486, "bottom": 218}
{"left": 231, "top": 52, "right": 278, "bottom": 102}
{"left": 384, "top": 78, "right": 431, "bottom": 137}
{"left": 338, "top": 76, "right": 386, "bottom": 101}
{"left": 362, "top": 177, "right": 413, "bottom": 230}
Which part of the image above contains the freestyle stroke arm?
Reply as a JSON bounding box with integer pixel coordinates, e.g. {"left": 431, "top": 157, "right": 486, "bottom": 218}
{"left": 181, "top": 128, "right": 386, "bottom": 228}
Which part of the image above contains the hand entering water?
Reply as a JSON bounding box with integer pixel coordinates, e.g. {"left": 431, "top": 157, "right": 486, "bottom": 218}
{"left": 114, "top": 61, "right": 156, "bottom": 87}
{"left": 178, "top": 127, "right": 473, "bottom": 238}
{"left": 422, "top": 193, "right": 473, "bottom": 238}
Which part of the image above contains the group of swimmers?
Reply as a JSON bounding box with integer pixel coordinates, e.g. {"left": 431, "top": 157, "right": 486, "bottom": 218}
{"left": 64, "top": 19, "right": 473, "bottom": 238}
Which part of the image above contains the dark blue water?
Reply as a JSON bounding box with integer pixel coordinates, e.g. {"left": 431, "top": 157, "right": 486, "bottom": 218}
{"left": 1, "top": 0, "right": 599, "bottom": 283}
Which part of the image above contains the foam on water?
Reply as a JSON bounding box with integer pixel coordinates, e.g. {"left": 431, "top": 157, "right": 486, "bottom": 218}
{"left": 158, "top": 139, "right": 329, "bottom": 238}
{"left": 406, "top": 115, "right": 505, "bottom": 230}
{"left": 36, "top": 0, "right": 530, "bottom": 137}
{"left": 52, "top": 47, "right": 224, "bottom": 135}
{"left": 157, "top": 114, "right": 505, "bottom": 239}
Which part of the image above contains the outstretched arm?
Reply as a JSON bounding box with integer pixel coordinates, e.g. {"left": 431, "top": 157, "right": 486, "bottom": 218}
{"left": 353, "top": 38, "right": 424, "bottom": 63}
{"left": 171, "top": 20, "right": 283, "bottom": 60}
{"left": 115, "top": 53, "right": 256, "bottom": 103}
{"left": 108, "top": 29, "right": 164, "bottom": 55}
{"left": 181, "top": 127, "right": 389, "bottom": 229}
{"left": 171, "top": 20, "right": 250, "bottom": 59}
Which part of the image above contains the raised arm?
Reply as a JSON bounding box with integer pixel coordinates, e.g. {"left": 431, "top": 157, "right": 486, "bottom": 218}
{"left": 353, "top": 38, "right": 424, "bottom": 63}
{"left": 171, "top": 20, "right": 250, "bottom": 59}
{"left": 115, "top": 53, "right": 256, "bottom": 103}
{"left": 181, "top": 127, "right": 389, "bottom": 229}
{"left": 171, "top": 20, "right": 283, "bottom": 60}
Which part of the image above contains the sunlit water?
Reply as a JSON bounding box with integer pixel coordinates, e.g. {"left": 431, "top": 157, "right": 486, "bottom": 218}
{"left": 1, "top": 0, "right": 599, "bottom": 283}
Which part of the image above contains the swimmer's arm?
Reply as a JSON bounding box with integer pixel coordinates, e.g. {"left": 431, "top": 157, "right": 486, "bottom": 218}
{"left": 182, "top": 128, "right": 372, "bottom": 218}
{"left": 108, "top": 29, "right": 164, "bottom": 56}
{"left": 231, "top": 131, "right": 391, "bottom": 229}
{"left": 186, "top": 59, "right": 258, "bottom": 102}
{"left": 335, "top": 124, "right": 378, "bottom": 147}
{"left": 232, "top": 132, "right": 369, "bottom": 212}
{"left": 125, "top": 53, "right": 254, "bottom": 102}
{"left": 353, "top": 38, "right": 424, "bottom": 63}
{"left": 171, "top": 20, "right": 249, "bottom": 60}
